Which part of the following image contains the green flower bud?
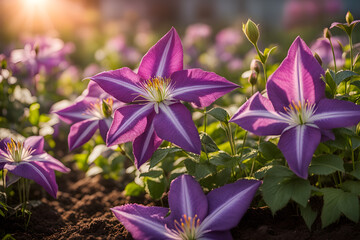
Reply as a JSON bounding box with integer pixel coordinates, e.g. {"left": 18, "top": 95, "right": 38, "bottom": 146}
{"left": 243, "top": 19, "right": 259, "bottom": 46}
{"left": 102, "top": 99, "right": 113, "bottom": 118}
{"left": 313, "top": 52, "right": 322, "bottom": 66}
{"left": 323, "top": 28, "right": 331, "bottom": 39}
{"left": 250, "top": 59, "right": 260, "bottom": 74}
{"left": 346, "top": 11, "right": 354, "bottom": 25}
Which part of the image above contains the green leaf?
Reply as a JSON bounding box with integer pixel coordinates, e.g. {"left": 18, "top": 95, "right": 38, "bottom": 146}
{"left": 324, "top": 70, "right": 336, "bottom": 95}
{"left": 350, "top": 163, "right": 360, "bottom": 180}
{"left": 262, "top": 166, "right": 312, "bottom": 214}
{"left": 207, "top": 107, "right": 229, "bottom": 123}
{"left": 263, "top": 46, "right": 277, "bottom": 62}
{"left": 258, "top": 141, "right": 282, "bottom": 160}
{"left": 321, "top": 188, "right": 359, "bottom": 228}
{"left": 300, "top": 204, "right": 318, "bottom": 230}
{"left": 124, "top": 182, "right": 145, "bottom": 197}
{"left": 194, "top": 162, "right": 216, "bottom": 179}
{"left": 210, "top": 151, "right": 238, "bottom": 167}
{"left": 342, "top": 180, "right": 360, "bottom": 195}
{"left": 144, "top": 177, "right": 167, "bottom": 200}
{"left": 350, "top": 136, "right": 360, "bottom": 150}
{"left": 200, "top": 132, "right": 219, "bottom": 153}
{"left": 149, "top": 147, "right": 182, "bottom": 168}
{"left": 335, "top": 70, "right": 358, "bottom": 85}
{"left": 29, "top": 103, "right": 40, "bottom": 126}
{"left": 309, "top": 155, "right": 345, "bottom": 175}
{"left": 140, "top": 170, "right": 163, "bottom": 178}
{"left": 351, "top": 80, "right": 360, "bottom": 89}
{"left": 254, "top": 165, "right": 273, "bottom": 179}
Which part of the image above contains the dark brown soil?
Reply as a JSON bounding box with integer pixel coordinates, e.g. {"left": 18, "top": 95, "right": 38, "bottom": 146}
{"left": 1, "top": 164, "right": 360, "bottom": 240}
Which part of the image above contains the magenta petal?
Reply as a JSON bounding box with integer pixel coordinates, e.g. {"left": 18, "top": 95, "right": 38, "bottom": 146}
{"left": 107, "top": 104, "right": 154, "bottom": 146}
{"left": 311, "top": 99, "right": 360, "bottom": 129}
{"left": 138, "top": 27, "right": 183, "bottom": 79}
{"left": 90, "top": 67, "right": 144, "bottom": 103}
{"left": 230, "top": 92, "right": 288, "bottom": 135}
{"left": 267, "top": 37, "right": 325, "bottom": 111}
{"left": 199, "top": 179, "right": 261, "bottom": 232}
{"left": 98, "top": 118, "right": 112, "bottom": 142}
{"left": 26, "top": 153, "right": 70, "bottom": 173}
{"left": 5, "top": 162, "right": 58, "bottom": 198}
{"left": 278, "top": 125, "right": 321, "bottom": 179}
{"left": 171, "top": 69, "right": 239, "bottom": 108}
{"left": 320, "top": 129, "right": 335, "bottom": 142}
{"left": 24, "top": 136, "right": 44, "bottom": 154}
{"left": 133, "top": 114, "right": 162, "bottom": 168}
{"left": 168, "top": 175, "right": 208, "bottom": 223}
{"left": 54, "top": 100, "right": 92, "bottom": 125}
{"left": 0, "top": 138, "right": 11, "bottom": 151}
{"left": 111, "top": 204, "right": 170, "bottom": 240}
{"left": 68, "top": 119, "right": 99, "bottom": 151}
{"left": 84, "top": 81, "right": 112, "bottom": 100}
{"left": 154, "top": 103, "right": 201, "bottom": 154}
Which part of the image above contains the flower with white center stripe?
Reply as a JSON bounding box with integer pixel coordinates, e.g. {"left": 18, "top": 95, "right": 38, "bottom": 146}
{"left": 230, "top": 36, "right": 360, "bottom": 179}
{"left": 0, "top": 136, "right": 70, "bottom": 198}
{"left": 90, "top": 27, "right": 239, "bottom": 168}
{"left": 111, "top": 175, "right": 261, "bottom": 240}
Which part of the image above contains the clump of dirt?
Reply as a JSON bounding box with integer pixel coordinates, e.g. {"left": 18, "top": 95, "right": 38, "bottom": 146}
{"left": 1, "top": 164, "right": 360, "bottom": 240}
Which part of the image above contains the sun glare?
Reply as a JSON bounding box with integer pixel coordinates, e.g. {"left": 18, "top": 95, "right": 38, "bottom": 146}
{"left": 23, "top": 0, "right": 47, "bottom": 6}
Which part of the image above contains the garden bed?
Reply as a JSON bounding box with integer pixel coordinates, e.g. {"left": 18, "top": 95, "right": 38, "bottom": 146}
{"left": 2, "top": 164, "right": 360, "bottom": 240}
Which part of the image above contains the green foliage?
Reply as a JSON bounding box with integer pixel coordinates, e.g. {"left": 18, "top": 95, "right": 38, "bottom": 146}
{"left": 124, "top": 182, "right": 145, "bottom": 197}
{"left": 300, "top": 204, "right": 318, "bottom": 230}
{"left": 28, "top": 103, "right": 40, "bottom": 126}
{"left": 207, "top": 107, "right": 230, "bottom": 123}
{"left": 309, "top": 155, "right": 345, "bottom": 175}
{"left": 149, "top": 147, "right": 182, "bottom": 168}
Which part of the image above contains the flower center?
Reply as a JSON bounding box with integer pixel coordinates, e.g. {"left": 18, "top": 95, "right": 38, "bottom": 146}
{"left": 5, "top": 139, "right": 34, "bottom": 163}
{"left": 140, "top": 77, "right": 174, "bottom": 104}
{"left": 85, "top": 98, "right": 113, "bottom": 119}
{"left": 172, "top": 214, "right": 202, "bottom": 240}
{"left": 282, "top": 100, "right": 316, "bottom": 125}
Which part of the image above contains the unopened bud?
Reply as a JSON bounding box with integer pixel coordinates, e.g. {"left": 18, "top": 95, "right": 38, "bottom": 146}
{"left": 248, "top": 70, "right": 258, "bottom": 86}
{"left": 346, "top": 11, "right": 354, "bottom": 25}
{"left": 102, "top": 99, "right": 112, "bottom": 118}
{"left": 243, "top": 19, "right": 259, "bottom": 46}
{"left": 250, "top": 59, "right": 260, "bottom": 74}
{"left": 323, "top": 28, "right": 331, "bottom": 39}
{"left": 314, "top": 52, "right": 322, "bottom": 66}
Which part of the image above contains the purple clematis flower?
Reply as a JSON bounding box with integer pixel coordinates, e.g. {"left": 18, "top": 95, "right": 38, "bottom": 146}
{"left": 90, "top": 27, "right": 239, "bottom": 168}
{"left": 230, "top": 37, "right": 360, "bottom": 179}
{"left": 111, "top": 175, "right": 261, "bottom": 240}
{"left": 54, "top": 81, "right": 123, "bottom": 151}
{"left": 0, "top": 136, "right": 70, "bottom": 198}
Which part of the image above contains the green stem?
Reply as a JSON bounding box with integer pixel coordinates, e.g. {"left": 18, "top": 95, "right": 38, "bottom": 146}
{"left": 350, "top": 138, "right": 355, "bottom": 170}
{"left": 227, "top": 124, "right": 236, "bottom": 156}
{"left": 262, "top": 62, "right": 267, "bottom": 83}
{"left": 337, "top": 171, "right": 342, "bottom": 186}
{"left": 203, "top": 108, "right": 207, "bottom": 133}
{"left": 118, "top": 144, "right": 134, "bottom": 164}
{"left": 329, "top": 37, "right": 337, "bottom": 73}
{"left": 254, "top": 45, "right": 268, "bottom": 83}
{"left": 349, "top": 34, "right": 354, "bottom": 71}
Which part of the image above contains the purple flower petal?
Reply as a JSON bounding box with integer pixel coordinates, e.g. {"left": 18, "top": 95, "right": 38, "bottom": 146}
{"left": 107, "top": 104, "right": 154, "bottom": 146}
{"left": 138, "top": 27, "right": 183, "bottom": 79}
{"left": 26, "top": 153, "right": 70, "bottom": 173}
{"left": 68, "top": 119, "right": 99, "bottom": 151}
{"left": 330, "top": 22, "right": 342, "bottom": 29}
{"left": 320, "top": 129, "right": 336, "bottom": 142}
{"left": 154, "top": 103, "right": 201, "bottom": 154}
{"left": 98, "top": 118, "right": 112, "bottom": 142}
{"left": 230, "top": 92, "right": 288, "bottom": 136}
{"left": 170, "top": 68, "right": 239, "bottom": 108}
{"left": 199, "top": 179, "right": 261, "bottom": 232}
{"left": 168, "top": 175, "right": 208, "bottom": 223}
{"left": 5, "top": 162, "right": 58, "bottom": 198}
{"left": 133, "top": 114, "right": 162, "bottom": 168}
{"left": 267, "top": 37, "right": 325, "bottom": 111}
{"left": 0, "top": 138, "right": 11, "bottom": 151}
{"left": 84, "top": 81, "right": 112, "bottom": 101}
{"left": 54, "top": 100, "right": 92, "bottom": 124}
{"left": 24, "top": 136, "right": 44, "bottom": 154}
{"left": 311, "top": 98, "right": 360, "bottom": 129}
{"left": 90, "top": 67, "right": 145, "bottom": 103}
{"left": 111, "top": 204, "right": 171, "bottom": 240}
{"left": 278, "top": 125, "right": 321, "bottom": 179}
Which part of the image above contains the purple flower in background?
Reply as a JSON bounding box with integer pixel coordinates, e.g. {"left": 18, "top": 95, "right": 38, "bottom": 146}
{"left": 184, "top": 23, "right": 212, "bottom": 47}
{"left": 10, "top": 36, "right": 74, "bottom": 77}
{"left": 111, "top": 175, "right": 261, "bottom": 240}
{"left": 105, "top": 36, "right": 141, "bottom": 65}
{"left": 311, "top": 37, "right": 345, "bottom": 68}
{"left": 0, "top": 136, "right": 70, "bottom": 198}
{"left": 215, "top": 27, "right": 242, "bottom": 62}
{"left": 90, "top": 28, "right": 239, "bottom": 168}
{"left": 230, "top": 37, "right": 360, "bottom": 179}
{"left": 54, "top": 81, "right": 123, "bottom": 151}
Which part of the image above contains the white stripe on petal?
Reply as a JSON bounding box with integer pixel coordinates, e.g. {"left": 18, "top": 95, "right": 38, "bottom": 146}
{"left": 171, "top": 85, "right": 231, "bottom": 98}
{"left": 295, "top": 125, "right": 305, "bottom": 170}
{"left": 21, "top": 162, "right": 53, "bottom": 193}
{"left": 57, "top": 112, "right": 92, "bottom": 120}
{"left": 113, "top": 209, "right": 171, "bottom": 238}
{"left": 156, "top": 30, "right": 173, "bottom": 77}
{"left": 111, "top": 104, "right": 154, "bottom": 141}
{"left": 181, "top": 176, "right": 192, "bottom": 218}
{"left": 198, "top": 186, "right": 255, "bottom": 232}
{"left": 96, "top": 76, "right": 146, "bottom": 95}
{"left": 140, "top": 123, "right": 155, "bottom": 161}
{"left": 295, "top": 44, "right": 304, "bottom": 102}
{"left": 72, "top": 120, "right": 99, "bottom": 149}
{"left": 159, "top": 103, "right": 195, "bottom": 149}
{"left": 309, "top": 111, "right": 358, "bottom": 122}
{"left": 233, "top": 110, "right": 290, "bottom": 123}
